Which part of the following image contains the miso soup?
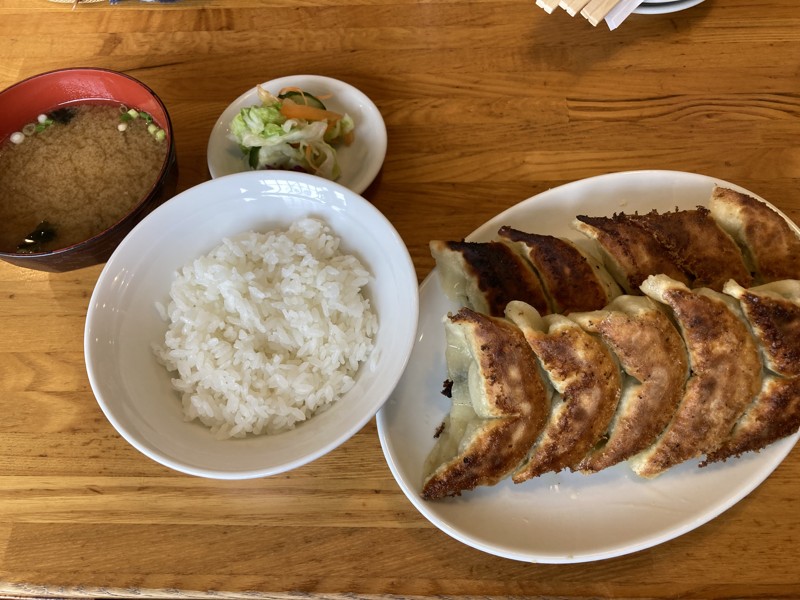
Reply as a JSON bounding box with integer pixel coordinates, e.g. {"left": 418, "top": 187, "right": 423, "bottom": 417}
{"left": 0, "top": 103, "right": 168, "bottom": 254}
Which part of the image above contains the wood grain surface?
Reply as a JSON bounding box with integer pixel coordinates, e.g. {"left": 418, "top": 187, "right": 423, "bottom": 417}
{"left": 2, "top": 0, "right": 800, "bottom": 598}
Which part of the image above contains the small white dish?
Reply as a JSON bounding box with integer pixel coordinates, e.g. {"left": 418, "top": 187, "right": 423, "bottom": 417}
{"left": 377, "top": 170, "right": 800, "bottom": 563}
{"left": 634, "top": 0, "right": 705, "bottom": 14}
{"left": 207, "top": 75, "right": 387, "bottom": 195}
{"left": 85, "top": 170, "right": 418, "bottom": 480}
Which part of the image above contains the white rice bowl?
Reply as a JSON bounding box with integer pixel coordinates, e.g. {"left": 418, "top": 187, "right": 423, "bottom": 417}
{"left": 84, "top": 171, "right": 418, "bottom": 479}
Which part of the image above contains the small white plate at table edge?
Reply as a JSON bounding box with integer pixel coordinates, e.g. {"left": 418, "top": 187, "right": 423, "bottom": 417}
{"left": 207, "top": 74, "right": 387, "bottom": 196}
{"left": 634, "top": 0, "right": 705, "bottom": 14}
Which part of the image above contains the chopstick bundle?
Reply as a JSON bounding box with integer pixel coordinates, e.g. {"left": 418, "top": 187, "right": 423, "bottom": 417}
{"left": 582, "top": 0, "right": 624, "bottom": 24}
{"left": 560, "top": 0, "right": 591, "bottom": 16}
{"left": 534, "top": 0, "right": 644, "bottom": 29}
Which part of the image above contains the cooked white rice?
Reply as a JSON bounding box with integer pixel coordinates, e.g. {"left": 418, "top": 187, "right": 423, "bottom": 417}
{"left": 153, "top": 217, "right": 377, "bottom": 439}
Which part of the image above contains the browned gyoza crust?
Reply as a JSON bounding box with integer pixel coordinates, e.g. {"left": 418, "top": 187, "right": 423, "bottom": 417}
{"left": 709, "top": 185, "right": 800, "bottom": 283}
{"left": 703, "top": 375, "right": 800, "bottom": 465}
{"left": 627, "top": 207, "right": 752, "bottom": 291}
{"left": 569, "top": 296, "right": 689, "bottom": 473}
{"left": 497, "top": 226, "right": 620, "bottom": 314}
{"left": 633, "top": 275, "right": 762, "bottom": 478}
{"left": 723, "top": 279, "right": 800, "bottom": 378}
{"left": 421, "top": 307, "right": 550, "bottom": 500}
{"left": 429, "top": 239, "right": 550, "bottom": 316}
{"left": 704, "top": 279, "right": 800, "bottom": 464}
{"left": 505, "top": 302, "right": 622, "bottom": 482}
{"left": 573, "top": 213, "right": 691, "bottom": 294}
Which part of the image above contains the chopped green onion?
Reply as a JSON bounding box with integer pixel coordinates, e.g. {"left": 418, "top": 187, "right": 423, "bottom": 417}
{"left": 117, "top": 123, "right": 128, "bottom": 132}
{"left": 147, "top": 123, "right": 158, "bottom": 135}
{"left": 10, "top": 132, "right": 24, "bottom": 144}
{"left": 126, "top": 108, "right": 139, "bottom": 119}
{"left": 22, "top": 123, "right": 36, "bottom": 136}
{"left": 140, "top": 111, "right": 153, "bottom": 123}
{"left": 154, "top": 129, "right": 166, "bottom": 142}
{"left": 35, "top": 123, "right": 47, "bottom": 133}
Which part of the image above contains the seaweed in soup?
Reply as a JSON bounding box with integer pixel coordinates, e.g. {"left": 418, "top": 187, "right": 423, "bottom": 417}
{"left": 16, "top": 220, "right": 57, "bottom": 253}
{"left": 47, "top": 107, "right": 77, "bottom": 125}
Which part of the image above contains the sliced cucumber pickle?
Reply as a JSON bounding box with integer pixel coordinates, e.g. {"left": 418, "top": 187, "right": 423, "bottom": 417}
{"left": 277, "top": 91, "right": 327, "bottom": 110}
{"left": 248, "top": 146, "right": 260, "bottom": 169}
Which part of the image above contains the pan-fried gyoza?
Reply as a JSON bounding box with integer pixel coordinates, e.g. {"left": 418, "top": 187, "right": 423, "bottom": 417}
{"left": 701, "top": 279, "right": 800, "bottom": 465}
{"left": 625, "top": 207, "right": 751, "bottom": 290}
{"left": 709, "top": 186, "right": 800, "bottom": 283}
{"left": 505, "top": 302, "right": 622, "bottom": 482}
{"left": 568, "top": 295, "right": 688, "bottom": 474}
{"left": 429, "top": 239, "right": 549, "bottom": 316}
{"left": 573, "top": 213, "right": 691, "bottom": 294}
{"left": 723, "top": 279, "right": 800, "bottom": 377}
{"left": 422, "top": 185, "right": 800, "bottom": 499}
{"left": 498, "top": 227, "right": 621, "bottom": 313}
{"left": 429, "top": 185, "right": 799, "bottom": 317}
{"left": 632, "top": 275, "right": 763, "bottom": 478}
{"left": 421, "top": 308, "right": 551, "bottom": 501}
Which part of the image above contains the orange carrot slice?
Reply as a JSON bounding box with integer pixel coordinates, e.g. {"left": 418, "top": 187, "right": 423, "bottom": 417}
{"left": 280, "top": 98, "right": 342, "bottom": 122}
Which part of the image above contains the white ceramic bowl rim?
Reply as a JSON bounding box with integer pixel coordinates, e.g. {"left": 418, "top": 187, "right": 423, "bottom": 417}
{"left": 84, "top": 170, "right": 419, "bottom": 479}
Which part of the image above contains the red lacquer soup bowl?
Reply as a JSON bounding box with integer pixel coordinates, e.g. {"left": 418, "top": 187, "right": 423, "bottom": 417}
{"left": 0, "top": 68, "right": 178, "bottom": 272}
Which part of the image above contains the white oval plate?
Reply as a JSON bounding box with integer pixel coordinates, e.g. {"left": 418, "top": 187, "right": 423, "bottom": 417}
{"left": 207, "top": 75, "right": 387, "bottom": 195}
{"left": 86, "top": 171, "right": 418, "bottom": 480}
{"left": 376, "top": 170, "right": 800, "bottom": 564}
{"left": 634, "top": 0, "right": 705, "bottom": 14}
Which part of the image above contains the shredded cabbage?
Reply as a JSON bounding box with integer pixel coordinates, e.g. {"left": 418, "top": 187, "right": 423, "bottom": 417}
{"left": 227, "top": 90, "right": 355, "bottom": 180}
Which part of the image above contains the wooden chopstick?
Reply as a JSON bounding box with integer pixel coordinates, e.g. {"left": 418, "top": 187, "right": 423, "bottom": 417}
{"left": 559, "top": 0, "right": 592, "bottom": 16}
{"left": 581, "top": 0, "right": 623, "bottom": 25}
{"left": 536, "top": 0, "right": 561, "bottom": 14}
{"left": 537, "top": 0, "right": 634, "bottom": 28}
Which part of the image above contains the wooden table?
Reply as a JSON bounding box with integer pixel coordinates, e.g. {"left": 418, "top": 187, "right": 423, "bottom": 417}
{"left": 1, "top": 0, "right": 800, "bottom": 597}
